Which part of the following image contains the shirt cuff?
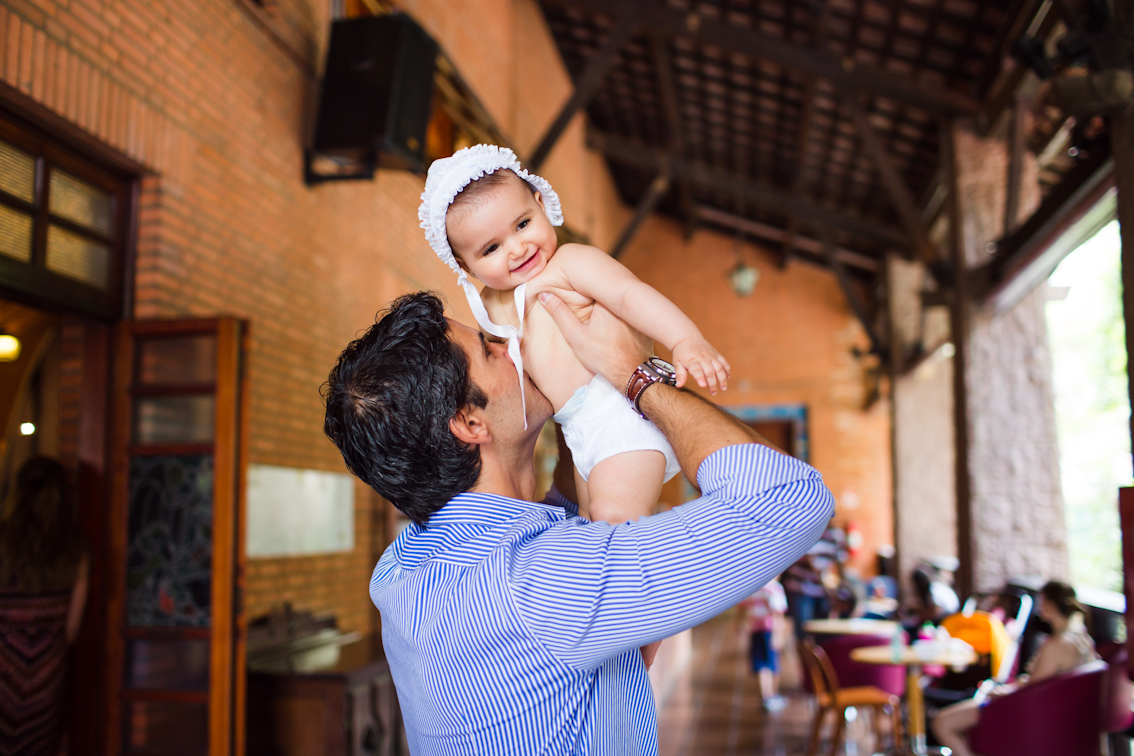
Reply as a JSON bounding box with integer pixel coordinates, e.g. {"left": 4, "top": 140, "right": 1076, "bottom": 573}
{"left": 695, "top": 443, "right": 821, "bottom": 497}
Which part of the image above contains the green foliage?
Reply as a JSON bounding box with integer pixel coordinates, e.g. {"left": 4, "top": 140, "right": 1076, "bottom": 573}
{"left": 1046, "top": 221, "right": 1131, "bottom": 592}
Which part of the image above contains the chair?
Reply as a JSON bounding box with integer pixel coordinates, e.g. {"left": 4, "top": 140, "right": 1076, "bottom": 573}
{"left": 821, "top": 634, "right": 906, "bottom": 697}
{"left": 967, "top": 660, "right": 1107, "bottom": 756}
{"left": 800, "top": 640, "right": 903, "bottom": 756}
{"left": 1101, "top": 648, "right": 1134, "bottom": 754}
{"left": 940, "top": 610, "right": 1011, "bottom": 677}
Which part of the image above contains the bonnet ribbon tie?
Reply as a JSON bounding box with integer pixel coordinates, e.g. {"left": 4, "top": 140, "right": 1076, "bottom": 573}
{"left": 460, "top": 279, "right": 528, "bottom": 430}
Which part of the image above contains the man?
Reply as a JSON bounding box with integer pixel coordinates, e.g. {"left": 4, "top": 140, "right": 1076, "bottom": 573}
{"left": 323, "top": 291, "right": 834, "bottom": 755}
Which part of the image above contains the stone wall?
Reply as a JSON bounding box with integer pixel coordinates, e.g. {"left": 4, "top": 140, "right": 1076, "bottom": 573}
{"left": 889, "top": 257, "right": 958, "bottom": 590}
{"left": 955, "top": 123, "right": 1069, "bottom": 591}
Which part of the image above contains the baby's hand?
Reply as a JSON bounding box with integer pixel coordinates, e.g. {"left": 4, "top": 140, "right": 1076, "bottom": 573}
{"left": 671, "top": 337, "right": 730, "bottom": 395}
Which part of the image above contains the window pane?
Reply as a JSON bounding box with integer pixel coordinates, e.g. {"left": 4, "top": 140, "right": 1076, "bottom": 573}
{"left": 50, "top": 169, "right": 113, "bottom": 236}
{"left": 0, "top": 140, "right": 35, "bottom": 202}
{"left": 133, "top": 395, "right": 215, "bottom": 445}
{"left": 125, "top": 638, "right": 209, "bottom": 690}
{"left": 46, "top": 224, "right": 110, "bottom": 289}
{"left": 126, "top": 454, "right": 213, "bottom": 628}
{"left": 124, "top": 700, "right": 208, "bottom": 754}
{"left": 137, "top": 336, "right": 217, "bottom": 385}
{"left": 0, "top": 203, "right": 32, "bottom": 262}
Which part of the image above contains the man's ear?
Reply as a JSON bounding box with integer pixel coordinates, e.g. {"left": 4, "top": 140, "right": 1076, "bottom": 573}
{"left": 449, "top": 404, "right": 491, "bottom": 447}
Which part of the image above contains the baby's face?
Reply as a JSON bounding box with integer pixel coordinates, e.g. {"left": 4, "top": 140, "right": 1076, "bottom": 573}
{"left": 447, "top": 175, "right": 558, "bottom": 291}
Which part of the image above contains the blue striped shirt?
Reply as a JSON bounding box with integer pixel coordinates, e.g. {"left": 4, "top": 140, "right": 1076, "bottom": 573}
{"left": 370, "top": 443, "right": 834, "bottom": 755}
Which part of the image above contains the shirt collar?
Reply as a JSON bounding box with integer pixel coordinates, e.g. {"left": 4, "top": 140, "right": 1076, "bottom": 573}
{"left": 426, "top": 490, "right": 562, "bottom": 526}
{"left": 391, "top": 491, "right": 569, "bottom": 570}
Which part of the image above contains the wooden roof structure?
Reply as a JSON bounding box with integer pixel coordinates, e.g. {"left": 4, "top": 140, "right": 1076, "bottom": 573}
{"left": 529, "top": 0, "right": 1111, "bottom": 291}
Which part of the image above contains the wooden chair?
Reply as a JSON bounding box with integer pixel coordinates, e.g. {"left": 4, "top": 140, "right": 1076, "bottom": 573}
{"left": 800, "top": 640, "right": 903, "bottom": 756}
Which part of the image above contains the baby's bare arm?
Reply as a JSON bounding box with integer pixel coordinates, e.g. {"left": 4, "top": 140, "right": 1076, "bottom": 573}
{"left": 554, "top": 244, "right": 730, "bottom": 393}
{"left": 554, "top": 244, "right": 696, "bottom": 346}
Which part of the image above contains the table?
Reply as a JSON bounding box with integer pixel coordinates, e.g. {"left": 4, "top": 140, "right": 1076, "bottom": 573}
{"left": 803, "top": 618, "right": 900, "bottom": 636}
{"left": 247, "top": 629, "right": 407, "bottom": 756}
{"left": 852, "top": 644, "right": 978, "bottom": 756}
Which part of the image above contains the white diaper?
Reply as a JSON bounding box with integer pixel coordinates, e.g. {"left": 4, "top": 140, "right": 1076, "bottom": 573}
{"left": 552, "top": 375, "right": 681, "bottom": 483}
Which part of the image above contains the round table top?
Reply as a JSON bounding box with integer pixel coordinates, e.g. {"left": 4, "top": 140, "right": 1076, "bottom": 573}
{"left": 802, "top": 618, "right": 900, "bottom": 636}
{"left": 851, "top": 643, "right": 978, "bottom": 667}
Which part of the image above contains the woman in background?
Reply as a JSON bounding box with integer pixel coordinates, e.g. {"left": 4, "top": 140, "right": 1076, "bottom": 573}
{"left": 931, "top": 580, "right": 1096, "bottom": 756}
{"left": 0, "top": 456, "right": 89, "bottom": 756}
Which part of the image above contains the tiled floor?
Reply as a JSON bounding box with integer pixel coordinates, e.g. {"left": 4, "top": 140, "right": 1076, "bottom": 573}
{"left": 656, "top": 611, "right": 888, "bottom": 756}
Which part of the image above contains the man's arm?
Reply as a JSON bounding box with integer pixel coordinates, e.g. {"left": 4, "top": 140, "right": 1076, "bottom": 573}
{"left": 503, "top": 296, "right": 834, "bottom": 670}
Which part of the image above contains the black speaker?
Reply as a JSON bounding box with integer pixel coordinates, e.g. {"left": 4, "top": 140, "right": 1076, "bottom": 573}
{"left": 307, "top": 14, "right": 438, "bottom": 183}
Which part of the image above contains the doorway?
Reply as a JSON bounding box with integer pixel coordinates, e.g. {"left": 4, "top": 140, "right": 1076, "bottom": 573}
{"left": 727, "top": 404, "right": 809, "bottom": 462}
{"left": 0, "top": 299, "right": 63, "bottom": 496}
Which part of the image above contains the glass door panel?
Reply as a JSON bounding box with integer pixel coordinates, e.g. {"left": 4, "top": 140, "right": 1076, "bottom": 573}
{"left": 109, "top": 320, "right": 247, "bottom": 756}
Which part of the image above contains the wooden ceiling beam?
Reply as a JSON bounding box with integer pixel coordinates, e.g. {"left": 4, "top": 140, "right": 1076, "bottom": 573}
{"left": 648, "top": 33, "right": 696, "bottom": 238}
{"left": 611, "top": 169, "right": 673, "bottom": 259}
{"left": 973, "top": 0, "right": 1039, "bottom": 100}
{"left": 540, "top": 0, "right": 981, "bottom": 114}
{"left": 1004, "top": 94, "right": 1028, "bottom": 234}
{"left": 784, "top": 0, "right": 832, "bottom": 269}
{"left": 589, "top": 130, "right": 910, "bottom": 248}
{"left": 817, "top": 223, "right": 884, "bottom": 353}
{"left": 982, "top": 0, "right": 1058, "bottom": 134}
{"left": 527, "top": 12, "right": 636, "bottom": 171}
{"left": 695, "top": 206, "right": 881, "bottom": 272}
{"left": 983, "top": 145, "right": 1114, "bottom": 313}
{"left": 847, "top": 98, "right": 934, "bottom": 262}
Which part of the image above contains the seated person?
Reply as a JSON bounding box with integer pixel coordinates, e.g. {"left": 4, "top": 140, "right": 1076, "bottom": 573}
{"left": 931, "top": 581, "right": 1097, "bottom": 756}
{"left": 903, "top": 563, "right": 960, "bottom": 633}
{"left": 862, "top": 577, "right": 898, "bottom": 620}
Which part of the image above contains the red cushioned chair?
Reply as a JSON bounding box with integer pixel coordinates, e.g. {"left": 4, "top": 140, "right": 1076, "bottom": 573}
{"left": 967, "top": 660, "right": 1107, "bottom": 756}
{"left": 821, "top": 634, "right": 906, "bottom": 698}
{"left": 1101, "top": 648, "right": 1133, "bottom": 754}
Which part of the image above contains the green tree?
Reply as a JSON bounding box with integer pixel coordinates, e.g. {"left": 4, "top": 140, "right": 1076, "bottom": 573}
{"left": 1046, "top": 220, "right": 1131, "bottom": 592}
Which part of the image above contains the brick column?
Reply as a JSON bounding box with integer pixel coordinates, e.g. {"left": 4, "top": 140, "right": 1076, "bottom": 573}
{"left": 952, "top": 122, "right": 1069, "bottom": 592}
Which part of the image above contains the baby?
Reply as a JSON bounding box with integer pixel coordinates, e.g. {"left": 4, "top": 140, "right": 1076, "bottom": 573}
{"left": 419, "top": 145, "right": 729, "bottom": 523}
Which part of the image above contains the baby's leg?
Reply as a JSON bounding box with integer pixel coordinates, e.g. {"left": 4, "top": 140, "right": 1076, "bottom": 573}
{"left": 583, "top": 450, "right": 666, "bottom": 524}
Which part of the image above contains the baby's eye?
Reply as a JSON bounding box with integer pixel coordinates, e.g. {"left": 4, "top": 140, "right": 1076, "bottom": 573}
{"left": 517, "top": 219, "right": 530, "bottom": 230}
{"left": 483, "top": 244, "right": 498, "bottom": 256}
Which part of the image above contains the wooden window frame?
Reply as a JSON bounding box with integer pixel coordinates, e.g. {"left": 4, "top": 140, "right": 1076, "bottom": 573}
{"left": 0, "top": 110, "right": 136, "bottom": 321}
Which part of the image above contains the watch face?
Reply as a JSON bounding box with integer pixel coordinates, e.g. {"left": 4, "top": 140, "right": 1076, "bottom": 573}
{"left": 648, "top": 357, "right": 677, "bottom": 380}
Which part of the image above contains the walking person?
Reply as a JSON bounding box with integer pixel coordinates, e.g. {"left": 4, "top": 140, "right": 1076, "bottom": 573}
{"left": 0, "top": 456, "right": 89, "bottom": 756}
{"left": 741, "top": 578, "right": 788, "bottom": 711}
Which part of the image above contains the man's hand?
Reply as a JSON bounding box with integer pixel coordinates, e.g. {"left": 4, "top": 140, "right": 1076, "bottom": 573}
{"left": 538, "top": 292, "right": 649, "bottom": 390}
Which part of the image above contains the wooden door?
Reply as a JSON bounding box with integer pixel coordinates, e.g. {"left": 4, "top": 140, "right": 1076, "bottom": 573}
{"left": 745, "top": 419, "right": 796, "bottom": 458}
{"left": 105, "top": 319, "right": 248, "bottom": 756}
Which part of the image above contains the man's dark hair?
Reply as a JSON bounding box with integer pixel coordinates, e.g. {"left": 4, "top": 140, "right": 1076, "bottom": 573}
{"left": 322, "top": 292, "right": 487, "bottom": 523}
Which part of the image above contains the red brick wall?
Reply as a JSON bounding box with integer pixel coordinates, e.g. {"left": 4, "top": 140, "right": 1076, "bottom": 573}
{"left": 0, "top": 0, "right": 630, "bottom": 634}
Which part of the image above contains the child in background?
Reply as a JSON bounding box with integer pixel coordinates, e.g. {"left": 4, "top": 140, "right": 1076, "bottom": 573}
{"left": 741, "top": 578, "right": 788, "bottom": 711}
{"left": 419, "top": 145, "right": 729, "bottom": 523}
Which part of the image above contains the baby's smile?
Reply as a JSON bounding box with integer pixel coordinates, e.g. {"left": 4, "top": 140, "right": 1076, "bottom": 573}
{"left": 510, "top": 249, "right": 543, "bottom": 275}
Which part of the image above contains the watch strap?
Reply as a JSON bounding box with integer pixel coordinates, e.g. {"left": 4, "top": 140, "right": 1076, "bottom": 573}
{"left": 624, "top": 360, "right": 676, "bottom": 419}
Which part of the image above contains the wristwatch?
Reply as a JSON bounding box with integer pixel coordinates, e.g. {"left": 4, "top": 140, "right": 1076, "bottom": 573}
{"left": 625, "top": 357, "right": 678, "bottom": 418}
